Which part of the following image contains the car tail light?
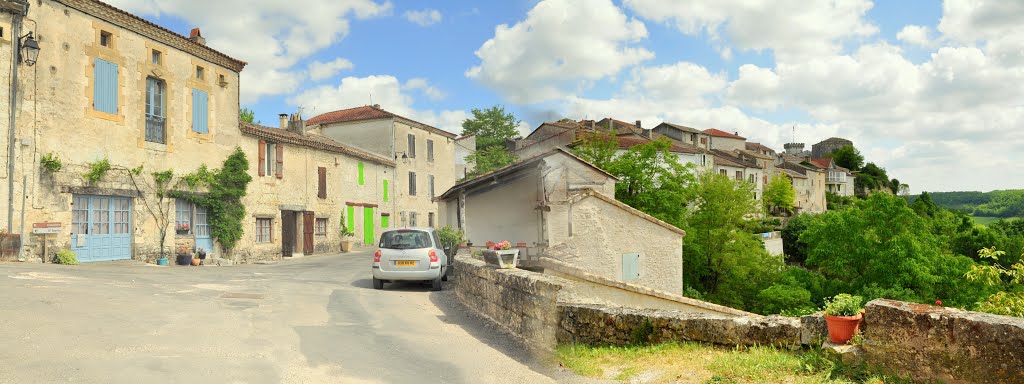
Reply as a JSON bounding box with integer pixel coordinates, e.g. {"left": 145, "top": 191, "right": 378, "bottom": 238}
{"left": 428, "top": 249, "right": 438, "bottom": 263}
{"left": 374, "top": 250, "right": 381, "bottom": 263}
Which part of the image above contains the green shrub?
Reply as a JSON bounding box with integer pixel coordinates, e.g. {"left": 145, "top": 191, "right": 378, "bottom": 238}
{"left": 629, "top": 319, "right": 654, "bottom": 345}
{"left": 438, "top": 225, "right": 465, "bottom": 252}
{"left": 756, "top": 283, "right": 814, "bottom": 315}
{"left": 55, "top": 249, "right": 78, "bottom": 265}
{"left": 83, "top": 157, "right": 111, "bottom": 185}
{"left": 823, "top": 294, "right": 863, "bottom": 316}
{"left": 39, "top": 153, "right": 62, "bottom": 172}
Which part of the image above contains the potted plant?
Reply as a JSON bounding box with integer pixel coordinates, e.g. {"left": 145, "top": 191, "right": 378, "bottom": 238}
{"left": 823, "top": 293, "right": 864, "bottom": 344}
{"left": 176, "top": 246, "right": 193, "bottom": 266}
{"left": 339, "top": 213, "right": 355, "bottom": 252}
{"left": 191, "top": 254, "right": 201, "bottom": 266}
{"left": 196, "top": 247, "right": 207, "bottom": 265}
{"left": 438, "top": 226, "right": 465, "bottom": 264}
{"left": 482, "top": 241, "right": 519, "bottom": 269}
{"left": 176, "top": 223, "right": 190, "bottom": 235}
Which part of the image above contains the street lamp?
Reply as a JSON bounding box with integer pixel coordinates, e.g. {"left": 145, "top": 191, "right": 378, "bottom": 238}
{"left": 19, "top": 31, "right": 39, "bottom": 66}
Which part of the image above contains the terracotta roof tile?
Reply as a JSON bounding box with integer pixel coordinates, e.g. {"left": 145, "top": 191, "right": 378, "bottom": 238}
{"left": 703, "top": 128, "right": 746, "bottom": 139}
{"left": 809, "top": 158, "right": 832, "bottom": 169}
{"left": 616, "top": 137, "right": 703, "bottom": 154}
{"left": 657, "top": 122, "right": 704, "bottom": 134}
{"left": 711, "top": 149, "right": 759, "bottom": 168}
{"left": 307, "top": 105, "right": 456, "bottom": 138}
{"left": 239, "top": 121, "right": 395, "bottom": 167}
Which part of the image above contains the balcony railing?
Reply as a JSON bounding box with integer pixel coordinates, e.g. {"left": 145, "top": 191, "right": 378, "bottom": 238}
{"left": 146, "top": 115, "right": 165, "bottom": 144}
{"left": 827, "top": 176, "right": 847, "bottom": 183}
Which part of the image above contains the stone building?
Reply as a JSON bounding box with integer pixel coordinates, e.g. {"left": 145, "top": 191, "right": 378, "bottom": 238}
{"left": 809, "top": 157, "right": 854, "bottom": 197}
{"left": 307, "top": 105, "right": 457, "bottom": 229}
{"left": 811, "top": 137, "right": 853, "bottom": 159}
{"left": 438, "top": 148, "right": 687, "bottom": 294}
{"left": 704, "top": 128, "right": 746, "bottom": 152}
{"left": 777, "top": 158, "right": 827, "bottom": 213}
{"left": 652, "top": 122, "right": 710, "bottom": 151}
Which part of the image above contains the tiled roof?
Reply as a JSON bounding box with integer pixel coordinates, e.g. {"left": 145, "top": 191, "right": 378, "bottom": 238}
{"left": 809, "top": 158, "right": 832, "bottom": 169}
{"left": 703, "top": 128, "right": 746, "bottom": 139}
{"left": 746, "top": 142, "right": 776, "bottom": 154}
{"left": 437, "top": 147, "right": 616, "bottom": 200}
{"left": 616, "top": 137, "right": 703, "bottom": 154}
{"left": 239, "top": 122, "right": 395, "bottom": 167}
{"left": 656, "top": 122, "right": 704, "bottom": 135}
{"left": 736, "top": 148, "right": 773, "bottom": 160}
{"left": 58, "top": 0, "right": 246, "bottom": 72}
{"left": 780, "top": 168, "right": 807, "bottom": 179}
{"left": 711, "top": 149, "right": 758, "bottom": 168}
{"left": 307, "top": 105, "right": 457, "bottom": 138}
{"left": 570, "top": 189, "right": 686, "bottom": 236}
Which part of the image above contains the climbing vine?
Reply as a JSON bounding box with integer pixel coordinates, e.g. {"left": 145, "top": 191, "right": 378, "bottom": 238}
{"left": 39, "top": 152, "right": 62, "bottom": 172}
{"left": 173, "top": 147, "right": 252, "bottom": 253}
{"left": 83, "top": 157, "right": 111, "bottom": 185}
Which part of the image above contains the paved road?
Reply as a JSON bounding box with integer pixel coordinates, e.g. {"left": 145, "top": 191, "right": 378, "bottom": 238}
{"left": 0, "top": 252, "right": 587, "bottom": 383}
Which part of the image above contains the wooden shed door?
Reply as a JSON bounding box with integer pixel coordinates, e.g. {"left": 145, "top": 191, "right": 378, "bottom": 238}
{"left": 303, "top": 211, "right": 315, "bottom": 255}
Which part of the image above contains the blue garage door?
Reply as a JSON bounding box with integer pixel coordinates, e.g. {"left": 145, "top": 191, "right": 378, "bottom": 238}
{"left": 71, "top": 195, "right": 132, "bottom": 262}
{"left": 195, "top": 205, "right": 214, "bottom": 256}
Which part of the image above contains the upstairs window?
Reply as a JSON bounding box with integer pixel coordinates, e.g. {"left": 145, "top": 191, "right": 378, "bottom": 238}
{"left": 196, "top": 66, "right": 205, "bottom": 80}
{"left": 427, "top": 139, "right": 434, "bottom": 161}
{"left": 100, "top": 31, "right": 112, "bottom": 47}
{"left": 735, "top": 171, "right": 742, "bottom": 181}
{"left": 191, "top": 89, "right": 209, "bottom": 134}
{"left": 408, "top": 172, "right": 417, "bottom": 196}
{"left": 428, "top": 175, "right": 435, "bottom": 199}
{"left": 257, "top": 140, "right": 283, "bottom": 178}
{"left": 151, "top": 50, "right": 162, "bottom": 65}
{"left": 93, "top": 58, "right": 118, "bottom": 114}
{"left": 719, "top": 169, "right": 727, "bottom": 176}
{"left": 145, "top": 77, "right": 165, "bottom": 143}
{"left": 407, "top": 134, "right": 416, "bottom": 158}
{"left": 748, "top": 174, "right": 755, "bottom": 183}
{"left": 317, "top": 167, "right": 327, "bottom": 199}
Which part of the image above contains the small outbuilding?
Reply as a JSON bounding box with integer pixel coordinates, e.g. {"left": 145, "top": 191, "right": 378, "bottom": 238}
{"left": 437, "top": 148, "right": 687, "bottom": 294}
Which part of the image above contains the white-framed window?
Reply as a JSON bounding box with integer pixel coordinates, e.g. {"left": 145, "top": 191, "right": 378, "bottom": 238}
{"left": 175, "top": 200, "right": 192, "bottom": 234}
{"left": 409, "top": 212, "right": 418, "bottom": 227}
{"left": 427, "top": 139, "right": 434, "bottom": 161}
{"left": 315, "top": 218, "right": 327, "bottom": 236}
{"left": 256, "top": 218, "right": 272, "bottom": 243}
{"left": 264, "top": 142, "right": 275, "bottom": 176}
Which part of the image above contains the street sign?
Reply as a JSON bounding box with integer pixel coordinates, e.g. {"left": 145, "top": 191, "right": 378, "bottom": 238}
{"left": 32, "top": 222, "right": 62, "bottom": 234}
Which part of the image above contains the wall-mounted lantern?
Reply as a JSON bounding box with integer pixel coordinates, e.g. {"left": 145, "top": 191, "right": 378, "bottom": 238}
{"left": 19, "top": 31, "right": 39, "bottom": 66}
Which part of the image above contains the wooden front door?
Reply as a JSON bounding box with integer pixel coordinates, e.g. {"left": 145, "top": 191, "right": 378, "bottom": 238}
{"left": 281, "top": 210, "right": 295, "bottom": 257}
{"left": 303, "top": 211, "right": 314, "bottom": 255}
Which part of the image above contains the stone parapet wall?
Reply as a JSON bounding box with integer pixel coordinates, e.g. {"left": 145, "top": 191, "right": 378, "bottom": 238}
{"left": 864, "top": 299, "right": 1024, "bottom": 384}
{"left": 452, "top": 256, "right": 565, "bottom": 351}
{"left": 558, "top": 304, "right": 801, "bottom": 347}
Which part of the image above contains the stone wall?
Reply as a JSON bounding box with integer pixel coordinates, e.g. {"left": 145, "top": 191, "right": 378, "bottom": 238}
{"left": 558, "top": 304, "right": 802, "bottom": 347}
{"left": 452, "top": 256, "right": 566, "bottom": 351}
{"left": 864, "top": 299, "right": 1024, "bottom": 384}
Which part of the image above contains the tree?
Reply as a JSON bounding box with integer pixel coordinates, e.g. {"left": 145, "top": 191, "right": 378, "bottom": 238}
{"left": 460, "top": 105, "right": 521, "bottom": 150}
{"left": 573, "top": 130, "right": 619, "bottom": 171}
{"left": 608, "top": 138, "right": 695, "bottom": 227}
{"left": 763, "top": 173, "right": 796, "bottom": 215}
{"left": 911, "top": 191, "right": 939, "bottom": 217}
{"left": 965, "top": 247, "right": 1024, "bottom": 317}
{"left": 120, "top": 166, "right": 176, "bottom": 260}
{"left": 828, "top": 145, "right": 864, "bottom": 171}
{"left": 461, "top": 106, "right": 521, "bottom": 177}
{"left": 240, "top": 107, "right": 258, "bottom": 124}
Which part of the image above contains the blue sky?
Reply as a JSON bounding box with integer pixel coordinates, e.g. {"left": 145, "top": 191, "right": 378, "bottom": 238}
{"left": 110, "top": 0, "right": 1023, "bottom": 193}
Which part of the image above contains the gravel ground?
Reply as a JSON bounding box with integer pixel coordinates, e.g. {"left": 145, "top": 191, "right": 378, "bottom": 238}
{"left": 0, "top": 252, "right": 600, "bottom": 384}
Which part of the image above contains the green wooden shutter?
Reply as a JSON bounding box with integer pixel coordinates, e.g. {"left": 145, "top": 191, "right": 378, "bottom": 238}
{"left": 357, "top": 162, "right": 364, "bottom": 185}
{"left": 93, "top": 58, "right": 118, "bottom": 114}
{"left": 382, "top": 179, "right": 389, "bottom": 202}
{"left": 192, "top": 89, "right": 209, "bottom": 133}
{"left": 381, "top": 215, "right": 389, "bottom": 228}
{"left": 346, "top": 205, "right": 355, "bottom": 232}
{"left": 622, "top": 253, "right": 640, "bottom": 281}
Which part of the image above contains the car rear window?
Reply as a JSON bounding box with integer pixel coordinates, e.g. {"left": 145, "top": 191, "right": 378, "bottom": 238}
{"left": 379, "top": 230, "right": 433, "bottom": 250}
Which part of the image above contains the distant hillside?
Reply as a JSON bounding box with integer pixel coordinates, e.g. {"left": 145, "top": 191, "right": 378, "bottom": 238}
{"left": 908, "top": 190, "right": 1024, "bottom": 218}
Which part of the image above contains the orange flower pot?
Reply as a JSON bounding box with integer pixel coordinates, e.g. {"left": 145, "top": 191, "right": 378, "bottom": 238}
{"left": 824, "top": 313, "right": 862, "bottom": 344}
{"left": 191, "top": 257, "right": 201, "bottom": 266}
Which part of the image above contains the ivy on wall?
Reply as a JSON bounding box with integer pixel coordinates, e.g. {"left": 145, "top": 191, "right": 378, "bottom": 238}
{"left": 173, "top": 147, "right": 252, "bottom": 253}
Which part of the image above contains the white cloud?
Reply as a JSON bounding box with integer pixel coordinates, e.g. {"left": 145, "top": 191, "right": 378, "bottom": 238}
{"left": 289, "top": 75, "right": 466, "bottom": 133}
{"left": 466, "top": 0, "right": 653, "bottom": 104}
{"left": 896, "top": 25, "right": 934, "bottom": 47}
{"left": 104, "top": 0, "right": 392, "bottom": 103}
{"left": 403, "top": 78, "right": 447, "bottom": 100}
{"left": 307, "top": 58, "right": 354, "bottom": 81}
{"left": 404, "top": 9, "right": 442, "bottom": 26}
{"left": 624, "top": 0, "right": 878, "bottom": 60}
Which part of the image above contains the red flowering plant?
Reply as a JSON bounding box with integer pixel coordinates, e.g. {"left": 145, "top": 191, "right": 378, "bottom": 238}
{"left": 176, "top": 223, "right": 190, "bottom": 233}
{"left": 492, "top": 241, "right": 512, "bottom": 251}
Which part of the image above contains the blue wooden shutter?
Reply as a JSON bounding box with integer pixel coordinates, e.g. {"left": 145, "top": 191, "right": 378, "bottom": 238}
{"left": 93, "top": 58, "right": 118, "bottom": 114}
{"left": 192, "top": 89, "right": 209, "bottom": 134}
{"left": 621, "top": 253, "right": 640, "bottom": 281}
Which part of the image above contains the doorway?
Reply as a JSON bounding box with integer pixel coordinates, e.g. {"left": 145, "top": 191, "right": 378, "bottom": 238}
{"left": 281, "top": 210, "right": 296, "bottom": 257}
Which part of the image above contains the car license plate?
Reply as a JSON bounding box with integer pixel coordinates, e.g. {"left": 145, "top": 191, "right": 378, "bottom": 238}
{"left": 395, "top": 260, "right": 416, "bottom": 267}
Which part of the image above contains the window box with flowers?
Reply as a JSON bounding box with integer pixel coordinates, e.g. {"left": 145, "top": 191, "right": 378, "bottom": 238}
{"left": 176, "top": 223, "right": 191, "bottom": 235}
{"left": 482, "top": 241, "right": 519, "bottom": 269}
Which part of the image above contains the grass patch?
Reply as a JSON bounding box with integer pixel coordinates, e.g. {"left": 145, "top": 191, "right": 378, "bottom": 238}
{"left": 971, "top": 215, "right": 1004, "bottom": 225}
{"left": 556, "top": 342, "right": 907, "bottom": 384}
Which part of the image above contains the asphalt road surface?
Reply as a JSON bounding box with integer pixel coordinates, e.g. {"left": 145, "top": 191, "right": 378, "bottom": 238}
{"left": 0, "top": 251, "right": 591, "bottom": 383}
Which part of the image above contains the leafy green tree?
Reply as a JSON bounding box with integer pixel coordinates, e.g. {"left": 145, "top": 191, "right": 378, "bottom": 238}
{"left": 763, "top": 173, "right": 796, "bottom": 215}
{"left": 573, "top": 130, "right": 619, "bottom": 171}
{"left": 756, "top": 280, "right": 815, "bottom": 315}
{"left": 239, "top": 107, "right": 258, "bottom": 124}
{"left": 461, "top": 105, "right": 521, "bottom": 149}
{"left": 461, "top": 106, "right": 521, "bottom": 177}
{"left": 781, "top": 214, "right": 814, "bottom": 265}
{"left": 965, "top": 247, "right": 1024, "bottom": 317}
{"left": 911, "top": 191, "right": 940, "bottom": 217}
{"left": 609, "top": 138, "right": 695, "bottom": 227}
{"left": 828, "top": 145, "right": 864, "bottom": 171}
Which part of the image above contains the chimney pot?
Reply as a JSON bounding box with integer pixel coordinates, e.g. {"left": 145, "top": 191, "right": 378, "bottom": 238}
{"left": 372, "top": 104, "right": 380, "bottom": 109}
{"left": 279, "top": 114, "right": 288, "bottom": 129}
{"left": 188, "top": 28, "right": 206, "bottom": 46}
{"left": 635, "top": 120, "right": 642, "bottom": 129}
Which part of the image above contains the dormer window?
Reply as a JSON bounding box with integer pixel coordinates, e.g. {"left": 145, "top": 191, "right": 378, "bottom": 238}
{"left": 151, "top": 50, "right": 162, "bottom": 65}
{"left": 196, "top": 66, "right": 205, "bottom": 80}
{"left": 100, "top": 31, "right": 113, "bottom": 47}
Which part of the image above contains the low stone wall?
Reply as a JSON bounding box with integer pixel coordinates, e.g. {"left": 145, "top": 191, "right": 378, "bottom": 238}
{"left": 452, "top": 256, "right": 566, "bottom": 351}
{"left": 864, "top": 299, "right": 1024, "bottom": 384}
{"left": 558, "top": 304, "right": 802, "bottom": 347}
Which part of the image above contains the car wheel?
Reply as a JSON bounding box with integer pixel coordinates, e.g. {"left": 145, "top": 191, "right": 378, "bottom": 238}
{"left": 441, "top": 267, "right": 448, "bottom": 282}
{"left": 373, "top": 278, "right": 384, "bottom": 290}
{"left": 431, "top": 276, "right": 442, "bottom": 291}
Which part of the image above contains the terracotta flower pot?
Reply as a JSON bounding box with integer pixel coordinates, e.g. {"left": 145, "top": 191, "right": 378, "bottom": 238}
{"left": 191, "top": 257, "right": 201, "bottom": 266}
{"left": 824, "top": 313, "right": 862, "bottom": 344}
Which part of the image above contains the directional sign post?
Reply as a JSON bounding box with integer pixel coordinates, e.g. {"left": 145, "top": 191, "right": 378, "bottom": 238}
{"left": 32, "top": 222, "right": 62, "bottom": 263}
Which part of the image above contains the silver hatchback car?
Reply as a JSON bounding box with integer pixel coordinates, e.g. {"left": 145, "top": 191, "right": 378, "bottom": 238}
{"left": 371, "top": 227, "right": 449, "bottom": 291}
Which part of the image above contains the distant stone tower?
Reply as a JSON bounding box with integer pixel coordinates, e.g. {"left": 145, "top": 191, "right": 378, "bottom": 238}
{"left": 812, "top": 137, "right": 854, "bottom": 159}
{"left": 784, "top": 142, "right": 805, "bottom": 156}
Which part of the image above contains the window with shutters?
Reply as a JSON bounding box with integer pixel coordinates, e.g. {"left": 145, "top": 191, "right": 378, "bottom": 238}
{"left": 719, "top": 169, "right": 727, "bottom": 176}
{"left": 317, "top": 167, "right": 327, "bottom": 199}
{"left": 191, "top": 88, "right": 209, "bottom": 134}
{"left": 427, "top": 139, "right": 434, "bottom": 161}
{"left": 408, "top": 172, "right": 417, "bottom": 196}
{"left": 258, "top": 141, "right": 277, "bottom": 178}
{"left": 93, "top": 58, "right": 118, "bottom": 114}
{"left": 748, "top": 174, "right": 755, "bottom": 183}
{"left": 621, "top": 253, "right": 640, "bottom": 281}
{"left": 428, "top": 175, "right": 435, "bottom": 199}
{"left": 382, "top": 179, "right": 389, "bottom": 202}
{"left": 407, "top": 134, "right": 416, "bottom": 158}
{"left": 428, "top": 212, "right": 435, "bottom": 228}
{"left": 735, "top": 171, "right": 742, "bottom": 181}
{"left": 315, "top": 218, "right": 327, "bottom": 236}
{"left": 409, "top": 212, "right": 417, "bottom": 227}
{"left": 357, "top": 162, "right": 364, "bottom": 185}
{"left": 145, "top": 77, "right": 165, "bottom": 143}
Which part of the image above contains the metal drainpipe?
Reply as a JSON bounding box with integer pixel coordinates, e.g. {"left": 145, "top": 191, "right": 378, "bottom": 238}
{"left": 6, "top": 2, "right": 27, "bottom": 233}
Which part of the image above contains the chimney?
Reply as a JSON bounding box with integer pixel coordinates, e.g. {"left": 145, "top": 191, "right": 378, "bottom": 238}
{"left": 287, "top": 113, "right": 306, "bottom": 135}
{"left": 372, "top": 104, "right": 381, "bottom": 109}
{"left": 641, "top": 129, "right": 652, "bottom": 139}
{"left": 278, "top": 113, "right": 288, "bottom": 129}
{"left": 189, "top": 28, "right": 206, "bottom": 46}
{"left": 635, "top": 120, "right": 642, "bottom": 129}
